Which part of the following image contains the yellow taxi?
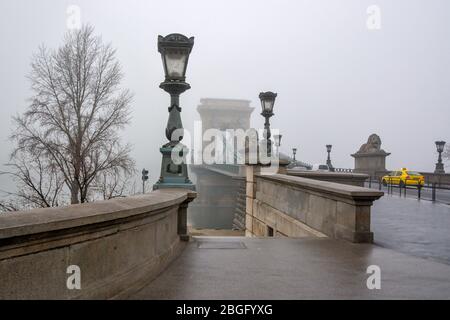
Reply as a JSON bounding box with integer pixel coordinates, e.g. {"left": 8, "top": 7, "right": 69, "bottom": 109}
{"left": 382, "top": 168, "right": 425, "bottom": 187}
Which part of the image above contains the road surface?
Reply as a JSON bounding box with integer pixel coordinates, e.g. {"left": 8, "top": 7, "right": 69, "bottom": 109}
{"left": 371, "top": 195, "right": 450, "bottom": 264}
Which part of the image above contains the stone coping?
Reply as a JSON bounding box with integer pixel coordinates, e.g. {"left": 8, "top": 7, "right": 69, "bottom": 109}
{"left": 255, "top": 174, "right": 383, "bottom": 200}
{"left": 198, "top": 98, "right": 252, "bottom": 109}
{"left": 351, "top": 151, "right": 391, "bottom": 157}
{"left": 287, "top": 170, "right": 369, "bottom": 180}
{"left": 0, "top": 189, "right": 196, "bottom": 240}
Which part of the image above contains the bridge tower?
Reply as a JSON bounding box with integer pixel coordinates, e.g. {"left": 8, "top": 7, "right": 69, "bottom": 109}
{"left": 188, "top": 98, "right": 254, "bottom": 229}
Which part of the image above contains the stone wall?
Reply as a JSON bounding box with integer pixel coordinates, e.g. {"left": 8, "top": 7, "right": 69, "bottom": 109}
{"left": 245, "top": 167, "right": 383, "bottom": 243}
{"left": 287, "top": 170, "right": 369, "bottom": 187}
{"left": 0, "top": 189, "right": 196, "bottom": 299}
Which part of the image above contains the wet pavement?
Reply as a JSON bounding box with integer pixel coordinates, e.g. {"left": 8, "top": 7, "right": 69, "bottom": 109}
{"left": 130, "top": 188, "right": 450, "bottom": 300}
{"left": 130, "top": 237, "right": 450, "bottom": 299}
{"left": 371, "top": 195, "right": 450, "bottom": 264}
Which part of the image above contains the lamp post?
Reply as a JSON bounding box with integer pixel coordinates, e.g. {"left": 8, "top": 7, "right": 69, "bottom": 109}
{"left": 274, "top": 134, "right": 282, "bottom": 156}
{"left": 274, "top": 134, "right": 282, "bottom": 147}
{"left": 153, "top": 33, "right": 195, "bottom": 190}
{"left": 259, "top": 91, "right": 277, "bottom": 157}
{"left": 292, "top": 148, "right": 297, "bottom": 162}
{"left": 434, "top": 141, "right": 446, "bottom": 174}
{"left": 142, "top": 168, "right": 149, "bottom": 193}
{"left": 326, "top": 144, "right": 334, "bottom": 171}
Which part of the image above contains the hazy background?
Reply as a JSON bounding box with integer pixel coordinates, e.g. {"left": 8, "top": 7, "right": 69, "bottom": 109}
{"left": 1, "top": 0, "right": 449, "bottom": 191}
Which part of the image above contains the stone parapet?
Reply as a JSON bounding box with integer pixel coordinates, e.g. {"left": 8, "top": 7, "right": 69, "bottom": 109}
{"left": 245, "top": 170, "right": 383, "bottom": 243}
{"left": 0, "top": 189, "right": 196, "bottom": 299}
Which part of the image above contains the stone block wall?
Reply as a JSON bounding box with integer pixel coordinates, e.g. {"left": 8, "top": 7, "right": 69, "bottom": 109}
{"left": 245, "top": 168, "right": 383, "bottom": 243}
{"left": 0, "top": 189, "right": 196, "bottom": 299}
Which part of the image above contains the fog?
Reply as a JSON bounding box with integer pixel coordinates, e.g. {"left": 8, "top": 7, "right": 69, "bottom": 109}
{"left": 1, "top": 0, "right": 449, "bottom": 191}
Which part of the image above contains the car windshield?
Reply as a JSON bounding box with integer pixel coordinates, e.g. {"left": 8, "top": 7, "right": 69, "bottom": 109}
{"left": 318, "top": 165, "right": 328, "bottom": 170}
{"left": 407, "top": 171, "right": 421, "bottom": 176}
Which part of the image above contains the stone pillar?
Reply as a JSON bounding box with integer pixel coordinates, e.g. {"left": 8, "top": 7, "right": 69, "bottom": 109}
{"left": 352, "top": 134, "right": 391, "bottom": 177}
{"left": 352, "top": 152, "right": 390, "bottom": 176}
{"left": 245, "top": 165, "right": 258, "bottom": 237}
{"left": 178, "top": 193, "right": 196, "bottom": 241}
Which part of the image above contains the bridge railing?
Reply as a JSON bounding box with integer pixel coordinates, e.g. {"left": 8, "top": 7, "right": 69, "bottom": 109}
{"left": 364, "top": 178, "right": 450, "bottom": 205}
{"left": 334, "top": 168, "right": 354, "bottom": 173}
{"left": 245, "top": 166, "right": 383, "bottom": 243}
{"left": 0, "top": 189, "right": 196, "bottom": 299}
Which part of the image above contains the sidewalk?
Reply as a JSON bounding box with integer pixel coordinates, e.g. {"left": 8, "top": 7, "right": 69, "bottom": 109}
{"left": 130, "top": 237, "right": 450, "bottom": 299}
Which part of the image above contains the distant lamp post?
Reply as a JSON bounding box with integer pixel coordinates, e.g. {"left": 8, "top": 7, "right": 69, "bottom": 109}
{"left": 434, "top": 141, "right": 446, "bottom": 174}
{"left": 153, "top": 33, "right": 195, "bottom": 190}
{"left": 292, "top": 148, "right": 297, "bottom": 162}
{"left": 274, "top": 134, "right": 282, "bottom": 155}
{"left": 142, "top": 168, "right": 149, "bottom": 193}
{"left": 274, "top": 134, "right": 282, "bottom": 147}
{"left": 259, "top": 91, "right": 277, "bottom": 156}
{"left": 326, "top": 144, "right": 334, "bottom": 171}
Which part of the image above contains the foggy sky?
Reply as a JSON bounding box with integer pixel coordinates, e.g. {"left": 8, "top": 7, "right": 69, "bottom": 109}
{"left": 1, "top": 0, "right": 449, "bottom": 191}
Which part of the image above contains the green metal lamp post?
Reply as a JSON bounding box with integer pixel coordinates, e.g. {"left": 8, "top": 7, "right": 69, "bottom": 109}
{"left": 326, "top": 144, "right": 334, "bottom": 171}
{"left": 274, "top": 134, "right": 282, "bottom": 156}
{"left": 153, "top": 33, "right": 195, "bottom": 191}
{"left": 259, "top": 91, "right": 277, "bottom": 157}
{"left": 434, "top": 141, "right": 446, "bottom": 174}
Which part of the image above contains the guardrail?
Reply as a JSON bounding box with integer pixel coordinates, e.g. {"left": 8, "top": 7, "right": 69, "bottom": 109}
{"left": 364, "top": 178, "right": 450, "bottom": 205}
{"left": 333, "top": 169, "right": 450, "bottom": 188}
{"left": 334, "top": 168, "right": 354, "bottom": 173}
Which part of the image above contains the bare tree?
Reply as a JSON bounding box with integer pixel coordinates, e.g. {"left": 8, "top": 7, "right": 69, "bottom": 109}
{"left": 91, "top": 168, "right": 137, "bottom": 201}
{"left": 0, "top": 149, "right": 65, "bottom": 209}
{"left": 5, "top": 25, "right": 135, "bottom": 208}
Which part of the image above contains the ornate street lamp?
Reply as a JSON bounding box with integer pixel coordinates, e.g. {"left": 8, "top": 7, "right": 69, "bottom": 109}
{"left": 326, "top": 144, "right": 334, "bottom": 171}
{"left": 273, "top": 134, "right": 282, "bottom": 156}
{"left": 259, "top": 91, "right": 277, "bottom": 157}
{"left": 274, "top": 134, "right": 282, "bottom": 147}
{"left": 292, "top": 148, "right": 297, "bottom": 162}
{"left": 153, "top": 33, "right": 195, "bottom": 190}
{"left": 434, "top": 141, "right": 446, "bottom": 174}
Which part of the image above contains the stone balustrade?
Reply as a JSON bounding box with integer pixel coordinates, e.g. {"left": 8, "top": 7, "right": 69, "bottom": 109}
{"left": 287, "top": 170, "right": 369, "bottom": 187}
{"left": 0, "top": 189, "right": 196, "bottom": 299}
{"left": 245, "top": 166, "right": 383, "bottom": 243}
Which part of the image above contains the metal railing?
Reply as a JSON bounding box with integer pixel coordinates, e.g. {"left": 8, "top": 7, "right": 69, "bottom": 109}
{"left": 334, "top": 168, "right": 354, "bottom": 173}
{"left": 365, "top": 177, "right": 450, "bottom": 205}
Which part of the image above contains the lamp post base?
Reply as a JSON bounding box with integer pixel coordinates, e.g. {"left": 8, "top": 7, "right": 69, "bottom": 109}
{"left": 153, "top": 180, "right": 196, "bottom": 190}
{"left": 153, "top": 144, "right": 196, "bottom": 191}
{"left": 434, "top": 162, "right": 445, "bottom": 174}
{"left": 326, "top": 160, "right": 335, "bottom": 172}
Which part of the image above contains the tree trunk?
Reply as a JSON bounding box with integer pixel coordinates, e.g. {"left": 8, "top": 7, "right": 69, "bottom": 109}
{"left": 71, "top": 181, "right": 80, "bottom": 204}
